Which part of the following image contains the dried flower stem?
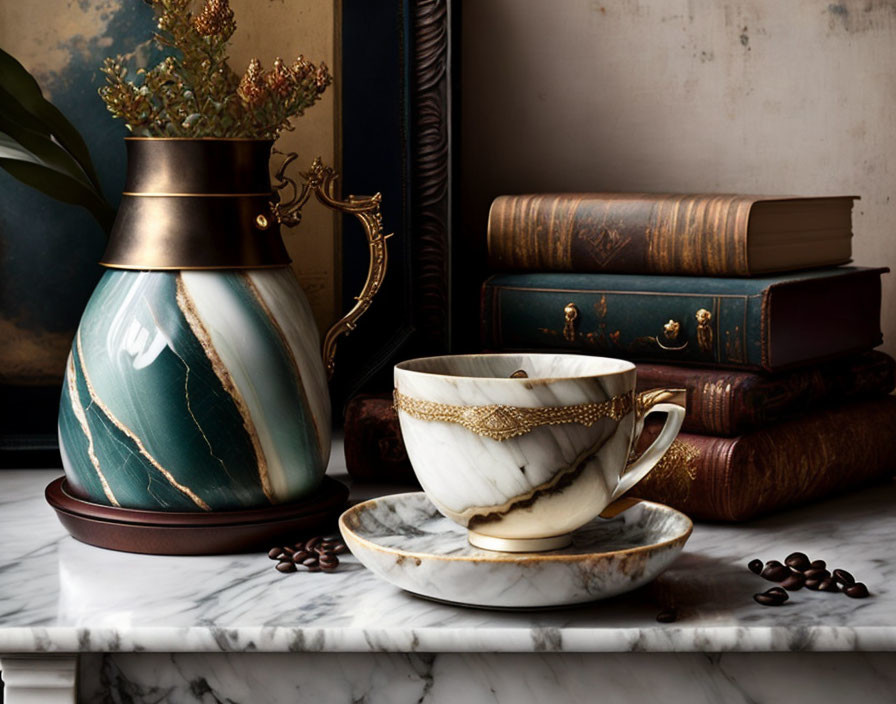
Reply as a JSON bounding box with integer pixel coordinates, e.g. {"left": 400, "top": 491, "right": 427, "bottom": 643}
{"left": 99, "top": 0, "right": 330, "bottom": 138}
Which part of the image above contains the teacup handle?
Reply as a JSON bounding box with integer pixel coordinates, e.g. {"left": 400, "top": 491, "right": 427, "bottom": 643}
{"left": 611, "top": 388, "right": 686, "bottom": 501}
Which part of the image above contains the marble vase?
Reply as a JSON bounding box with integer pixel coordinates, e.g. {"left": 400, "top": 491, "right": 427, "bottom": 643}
{"left": 58, "top": 268, "right": 330, "bottom": 511}
{"left": 56, "top": 138, "right": 385, "bottom": 513}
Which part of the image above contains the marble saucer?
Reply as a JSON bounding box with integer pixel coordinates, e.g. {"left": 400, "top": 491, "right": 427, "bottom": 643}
{"left": 339, "top": 492, "right": 693, "bottom": 609}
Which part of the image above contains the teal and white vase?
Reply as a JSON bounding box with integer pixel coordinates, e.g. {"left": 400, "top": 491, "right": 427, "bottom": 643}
{"left": 58, "top": 139, "right": 388, "bottom": 511}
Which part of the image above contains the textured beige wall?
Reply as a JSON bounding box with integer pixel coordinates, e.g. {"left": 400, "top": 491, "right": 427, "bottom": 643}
{"left": 463, "top": 0, "right": 896, "bottom": 357}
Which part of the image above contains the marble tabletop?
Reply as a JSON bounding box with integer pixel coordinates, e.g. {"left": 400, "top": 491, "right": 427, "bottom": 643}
{"left": 2, "top": 449, "right": 895, "bottom": 656}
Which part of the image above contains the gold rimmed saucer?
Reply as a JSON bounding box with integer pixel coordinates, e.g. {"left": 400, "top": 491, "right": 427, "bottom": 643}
{"left": 339, "top": 492, "right": 692, "bottom": 609}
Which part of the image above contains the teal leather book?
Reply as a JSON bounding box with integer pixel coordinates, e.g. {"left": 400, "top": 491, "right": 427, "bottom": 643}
{"left": 481, "top": 267, "right": 886, "bottom": 371}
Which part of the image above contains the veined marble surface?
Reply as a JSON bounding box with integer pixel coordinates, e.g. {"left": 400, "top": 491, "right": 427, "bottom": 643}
{"left": 2, "top": 445, "right": 896, "bottom": 655}
{"left": 74, "top": 652, "right": 896, "bottom": 704}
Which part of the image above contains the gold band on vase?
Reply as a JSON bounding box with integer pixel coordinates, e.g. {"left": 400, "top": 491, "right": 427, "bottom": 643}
{"left": 392, "top": 389, "right": 634, "bottom": 442}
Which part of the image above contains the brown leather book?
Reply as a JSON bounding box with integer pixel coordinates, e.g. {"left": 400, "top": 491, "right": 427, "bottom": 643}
{"left": 343, "top": 393, "right": 416, "bottom": 483}
{"left": 635, "top": 351, "right": 896, "bottom": 436}
{"left": 488, "top": 193, "right": 856, "bottom": 276}
{"left": 630, "top": 396, "right": 896, "bottom": 521}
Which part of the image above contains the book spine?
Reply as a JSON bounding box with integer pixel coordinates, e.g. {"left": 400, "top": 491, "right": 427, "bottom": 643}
{"left": 630, "top": 397, "right": 896, "bottom": 521}
{"left": 487, "top": 194, "right": 755, "bottom": 276}
{"left": 481, "top": 277, "right": 764, "bottom": 369}
{"left": 481, "top": 270, "right": 885, "bottom": 372}
{"left": 634, "top": 352, "right": 896, "bottom": 435}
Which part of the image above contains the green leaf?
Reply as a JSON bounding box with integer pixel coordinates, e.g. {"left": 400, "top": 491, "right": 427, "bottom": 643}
{"left": 0, "top": 47, "right": 104, "bottom": 192}
{"left": 0, "top": 87, "right": 100, "bottom": 194}
{"left": 0, "top": 151, "right": 115, "bottom": 234}
{"left": 0, "top": 131, "right": 44, "bottom": 165}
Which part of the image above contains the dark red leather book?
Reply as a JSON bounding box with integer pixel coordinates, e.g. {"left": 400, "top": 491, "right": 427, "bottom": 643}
{"left": 343, "top": 393, "right": 415, "bottom": 484}
{"left": 630, "top": 396, "right": 896, "bottom": 521}
{"left": 635, "top": 351, "right": 895, "bottom": 436}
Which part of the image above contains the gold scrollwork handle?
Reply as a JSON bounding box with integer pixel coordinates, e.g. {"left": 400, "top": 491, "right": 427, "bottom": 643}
{"left": 636, "top": 388, "right": 687, "bottom": 419}
{"left": 271, "top": 152, "right": 391, "bottom": 379}
{"left": 563, "top": 302, "right": 579, "bottom": 342}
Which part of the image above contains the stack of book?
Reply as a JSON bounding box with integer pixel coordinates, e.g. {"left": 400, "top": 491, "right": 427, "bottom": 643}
{"left": 482, "top": 193, "right": 896, "bottom": 521}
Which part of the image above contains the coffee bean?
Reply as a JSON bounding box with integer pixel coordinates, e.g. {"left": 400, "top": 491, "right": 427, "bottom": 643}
{"left": 804, "top": 568, "right": 830, "bottom": 581}
{"left": 845, "top": 583, "right": 869, "bottom": 599}
{"left": 781, "top": 571, "right": 806, "bottom": 591}
{"left": 656, "top": 608, "right": 678, "bottom": 623}
{"left": 810, "top": 560, "right": 826, "bottom": 570}
{"left": 748, "top": 559, "right": 763, "bottom": 574}
{"left": 268, "top": 547, "right": 284, "bottom": 560}
{"left": 785, "top": 552, "right": 811, "bottom": 571}
{"left": 319, "top": 557, "right": 339, "bottom": 569}
{"left": 320, "top": 562, "right": 340, "bottom": 573}
{"left": 832, "top": 569, "right": 855, "bottom": 586}
{"left": 276, "top": 561, "right": 297, "bottom": 573}
{"left": 306, "top": 563, "right": 321, "bottom": 573}
{"left": 761, "top": 561, "right": 790, "bottom": 582}
{"left": 333, "top": 543, "right": 349, "bottom": 555}
{"left": 819, "top": 578, "right": 840, "bottom": 593}
{"left": 754, "top": 588, "right": 788, "bottom": 606}
{"left": 805, "top": 579, "right": 821, "bottom": 591}
{"left": 292, "top": 550, "right": 311, "bottom": 564}
{"left": 282, "top": 546, "right": 295, "bottom": 555}
{"left": 302, "top": 556, "right": 318, "bottom": 567}
{"left": 305, "top": 536, "right": 322, "bottom": 551}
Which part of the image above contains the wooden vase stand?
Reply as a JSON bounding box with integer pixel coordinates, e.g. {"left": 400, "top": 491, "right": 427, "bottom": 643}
{"left": 45, "top": 476, "right": 349, "bottom": 555}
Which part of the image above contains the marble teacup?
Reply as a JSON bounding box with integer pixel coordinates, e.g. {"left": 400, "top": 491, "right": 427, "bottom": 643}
{"left": 394, "top": 353, "right": 685, "bottom": 552}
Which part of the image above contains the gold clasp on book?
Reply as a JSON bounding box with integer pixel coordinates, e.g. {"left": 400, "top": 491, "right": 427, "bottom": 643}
{"left": 696, "top": 308, "right": 713, "bottom": 354}
{"left": 563, "top": 302, "right": 579, "bottom": 342}
{"left": 663, "top": 320, "right": 680, "bottom": 341}
{"left": 655, "top": 318, "right": 688, "bottom": 351}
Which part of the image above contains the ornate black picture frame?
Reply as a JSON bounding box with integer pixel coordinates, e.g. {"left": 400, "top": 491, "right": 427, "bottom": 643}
{"left": 336, "top": 0, "right": 456, "bottom": 405}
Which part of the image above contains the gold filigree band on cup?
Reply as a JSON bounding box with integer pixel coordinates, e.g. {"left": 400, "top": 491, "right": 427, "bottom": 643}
{"left": 393, "top": 389, "right": 634, "bottom": 442}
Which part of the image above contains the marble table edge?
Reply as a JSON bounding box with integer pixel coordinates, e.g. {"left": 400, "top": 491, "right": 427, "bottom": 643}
{"left": 1, "top": 625, "right": 894, "bottom": 654}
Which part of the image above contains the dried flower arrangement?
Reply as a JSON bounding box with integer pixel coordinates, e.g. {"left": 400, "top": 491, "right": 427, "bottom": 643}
{"left": 99, "top": 0, "right": 331, "bottom": 138}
